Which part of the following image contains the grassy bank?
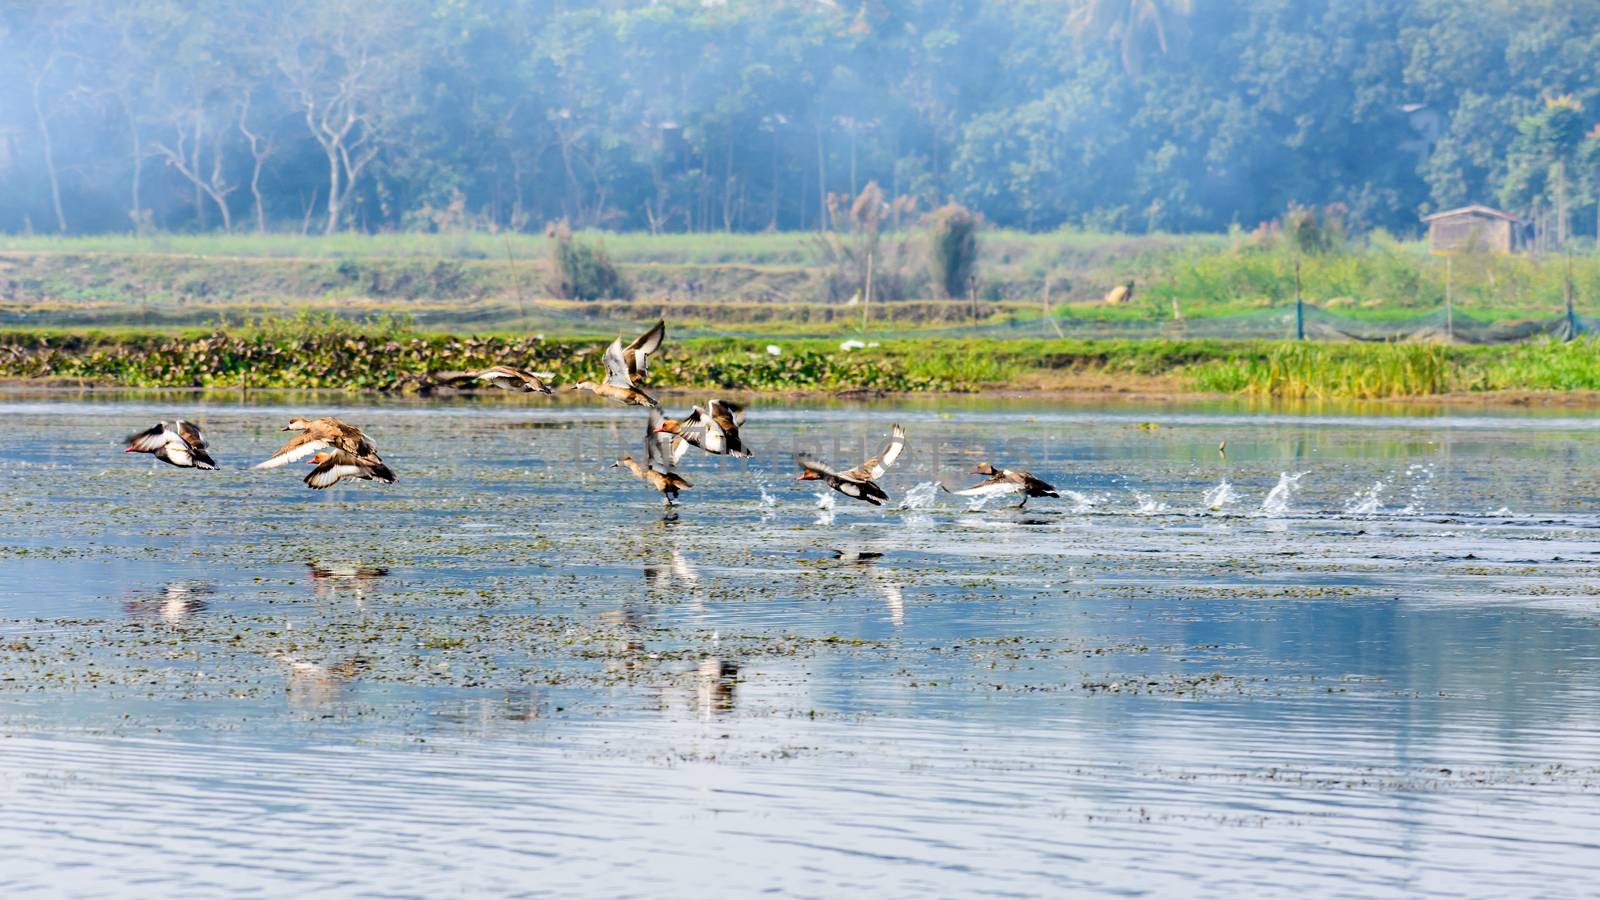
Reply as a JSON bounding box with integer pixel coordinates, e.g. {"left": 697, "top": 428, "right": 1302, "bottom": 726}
{"left": 4, "top": 317, "right": 1600, "bottom": 398}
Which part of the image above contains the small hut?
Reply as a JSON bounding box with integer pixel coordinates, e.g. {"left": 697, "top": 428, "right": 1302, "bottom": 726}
{"left": 1421, "top": 205, "right": 1524, "bottom": 255}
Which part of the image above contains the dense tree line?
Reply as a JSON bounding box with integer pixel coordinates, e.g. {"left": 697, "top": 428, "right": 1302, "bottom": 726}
{"left": 3, "top": 0, "right": 1599, "bottom": 239}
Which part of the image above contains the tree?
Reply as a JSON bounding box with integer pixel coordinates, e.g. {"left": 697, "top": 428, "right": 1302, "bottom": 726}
{"left": 1068, "top": 0, "right": 1194, "bottom": 76}
{"left": 1501, "top": 96, "right": 1588, "bottom": 248}
{"left": 276, "top": 1, "right": 408, "bottom": 234}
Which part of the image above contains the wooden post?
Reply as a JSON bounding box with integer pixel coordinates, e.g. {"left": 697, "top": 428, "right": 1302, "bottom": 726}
{"left": 862, "top": 251, "right": 873, "bottom": 333}
{"left": 968, "top": 274, "right": 978, "bottom": 325}
{"left": 1444, "top": 255, "right": 1453, "bottom": 342}
{"left": 1042, "top": 277, "right": 1064, "bottom": 338}
{"left": 1294, "top": 253, "right": 1304, "bottom": 341}
{"left": 504, "top": 233, "right": 527, "bottom": 326}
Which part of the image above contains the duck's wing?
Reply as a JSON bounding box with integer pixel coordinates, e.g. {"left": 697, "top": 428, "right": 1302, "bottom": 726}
{"left": 125, "top": 422, "right": 179, "bottom": 453}
{"left": 623, "top": 320, "right": 665, "bottom": 380}
{"left": 175, "top": 419, "right": 208, "bottom": 450}
{"left": 845, "top": 424, "right": 905, "bottom": 482}
{"left": 950, "top": 475, "right": 1019, "bottom": 497}
{"left": 708, "top": 400, "right": 751, "bottom": 456}
{"left": 710, "top": 399, "right": 746, "bottom": 429}
{"left": 303, "top": 450, "right": 365, "bottom": 489}
{"left": 602, "top": 337, "right": 633, "bottom": 387}
{"left": 795, "top": 453, "right": 856, "bottom": 484}
{"left": 255, "top": 430, "right": 330, "bottom": 469}
{"left": 645, "top": 408, "right": 677, "bottom": 473}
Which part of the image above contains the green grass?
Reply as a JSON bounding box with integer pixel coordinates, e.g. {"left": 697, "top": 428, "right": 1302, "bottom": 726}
{"left": 2, "top": 229, "right": 1595, "bottom": 339}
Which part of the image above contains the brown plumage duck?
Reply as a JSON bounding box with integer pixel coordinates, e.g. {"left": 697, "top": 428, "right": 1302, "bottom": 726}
{"left": 572, "top": 330, "right": 661, "bottom": 408}
{"left": 471, "top": 365, "right": 555, "bottom": 394}
{"left": 611, "top": 455, "right": 691, "bottom": 502}
{"left": 124, "top": 419, "right": 216, "bottom": 470}
{"left": 303, "top": 450, "right": 397, "bottom": 489}
{"left": 794, "top": 424, "right": 905, "bottom": 506}
{"left": 946, "top": 462, "right": 1059, "bottom": 507}
{"left": 654, "top": 399, "right": 752, "bottom": 461}
{"left": 254, "top": 417, "right": 381, "bottom": 469}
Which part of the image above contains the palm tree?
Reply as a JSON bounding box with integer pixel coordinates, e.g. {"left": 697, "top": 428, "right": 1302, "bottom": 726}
{"left": 1068, "top": 0, "right": 1194, "bottom": 75}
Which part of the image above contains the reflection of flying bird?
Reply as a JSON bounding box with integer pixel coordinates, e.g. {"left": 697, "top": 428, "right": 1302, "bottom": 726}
{"left": 308, "top": 563, "right": 390, "bottom": 581}
{"left": 573, "top": 321, "right": 665, "bottom": 408}
{"left": 254, "top": 417, "right": 381, "bottom": 468}
{"left": 794, "top": 424, "right": 905, "bottom": 506}
{"left": 304, "top": 449, "right": 397, "bottom": 489}
{"left": 124, "top": 581, "right": 213, "bottom": 623}
{"left": 875, "top": 577, "right": 905, "bottom": 626}
{"left": 655, "top": 399, "right": 753, "bottom": 461}
{"left": 273, "top": 651, "right": 371, "bottom": 710}
{"left": 124, "top": 420, "right": 216, "bottom": 469}
{"left": 470, "top": 365, "right": 555, "bottom": 394}
{"left": 945, "top": 462, "right": 1060, "bottom": 507}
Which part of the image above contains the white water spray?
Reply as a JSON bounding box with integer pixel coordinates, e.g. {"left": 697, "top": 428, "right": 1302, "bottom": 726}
{"left": 1201, "top": 479, "right": 1239, "bottom": 513}
{"left": 1344, "top": 481, "right": 1384, "bottom": 516}
{"left": 1257, "top": 472, "right": 1305, "bottom": 517}
{"left": 897, "top": 481, "right": 942, "bottom": 511}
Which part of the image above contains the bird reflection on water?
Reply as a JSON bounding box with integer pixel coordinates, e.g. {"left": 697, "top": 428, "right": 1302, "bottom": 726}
{"left": 123, "top": 582, "right": 213, "bottom": 624}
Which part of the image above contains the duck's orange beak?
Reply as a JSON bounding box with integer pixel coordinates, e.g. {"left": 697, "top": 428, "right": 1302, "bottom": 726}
{"left": 795, "top": 470, "right": 819, "bottom": 481}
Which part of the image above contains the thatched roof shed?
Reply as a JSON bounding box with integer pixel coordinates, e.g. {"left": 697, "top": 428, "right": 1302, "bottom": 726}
{"left": 1421, "top": 205, "right": 1524, "bottom": 255}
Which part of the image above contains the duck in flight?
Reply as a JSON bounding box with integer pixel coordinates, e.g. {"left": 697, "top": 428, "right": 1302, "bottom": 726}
{"left": 303, "top": 449, "right": 397, "bottom": 490}
{"left": 614, "top": 406, "right": 691, "bottom": 502}
{"left": 470, "top": 365, "right": 555, "bottom": 394}
{"left": 945, "top": 462, "right": 1059, "bottom": 507}
{"left": 253, "top": 417, "right": 383, "bottom": 470}
{"left": 654, "top": 399, "right": 753, "bottom": 462}
{"left": 124, "top": 420, "right": 216, "bottom": 470}
{"left": 794, "top": 424, "right": 905, "bottom": 506}
{"left": 573, "top": 321, "right": 665, "bottom": 408}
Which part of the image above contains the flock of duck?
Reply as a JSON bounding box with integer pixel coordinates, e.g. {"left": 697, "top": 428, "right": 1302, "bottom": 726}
{"left": 121, "top": 320, "right": 1064, "bottom": 507}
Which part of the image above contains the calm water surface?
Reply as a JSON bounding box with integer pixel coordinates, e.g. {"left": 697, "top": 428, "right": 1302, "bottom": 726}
{"left": 2, "top": 390, "right": 1599, "bottom": 896}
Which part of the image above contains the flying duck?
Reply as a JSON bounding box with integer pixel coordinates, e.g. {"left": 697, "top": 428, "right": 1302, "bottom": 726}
{"left": 471, "top": 365, "right": 555, "bottom": 394}
{"left": 794, "top": 423, "right": 905, "bottom": 506}
{"left": 573, "top": 321, "right": 665, "bottom": 407}
{"left": 303, "top": 449, "right": 397, "bottom": 489}
{"left": 254, "top": 417, "right": 381, "bottom": 469}
{"left": 655, "top": 399, "right": 753, "bottom": 461}
{"left": 124, "top": 420, "right": 217, "bottom": 469}
{"left": 611, "top": 455, "right": 691, "bottom": 502}
{"left": 614, "top": 406, "right": 691, "bottom": 502}
{"left": 946, "top": 462, "right": 1060, "bottom": 507}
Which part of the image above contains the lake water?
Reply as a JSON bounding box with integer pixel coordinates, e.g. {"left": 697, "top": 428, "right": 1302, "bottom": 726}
{"left": 2, "top": 391, "right": 1599, "bottom": 896}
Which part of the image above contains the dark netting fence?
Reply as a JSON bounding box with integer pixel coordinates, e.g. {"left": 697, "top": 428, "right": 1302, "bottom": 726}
{"left": 880, "top": 302, "right": 1589, "bottom": 343}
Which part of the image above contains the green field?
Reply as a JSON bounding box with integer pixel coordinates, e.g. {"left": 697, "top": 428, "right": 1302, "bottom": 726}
{"left": 4, "top": 229, "right": 1589, "bottom": 338}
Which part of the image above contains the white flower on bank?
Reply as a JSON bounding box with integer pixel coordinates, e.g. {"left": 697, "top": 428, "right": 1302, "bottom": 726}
{"left": 766, "top": 344, "right": 782, "bottom": 356}
{"left": 840, "top": 339, "right": 866, "bottom": 351}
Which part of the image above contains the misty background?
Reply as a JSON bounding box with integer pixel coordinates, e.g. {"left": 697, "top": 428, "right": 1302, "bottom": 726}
{"left": 2, "top": 0, "right": 1598, "bottom": 239}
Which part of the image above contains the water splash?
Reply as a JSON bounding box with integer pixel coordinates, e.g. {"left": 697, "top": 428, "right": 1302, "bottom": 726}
{"left": 1399, "top": 462, "right": 1435, "bottom": 514}
{"left": 1131, "top": 490, "right": 1168, "bottom": 515}
{"left": 1344, "top": 481, "right": 1384, "bottom": 516}
{"left": 1257, "top": 472, "right": 1306, "bottom": 517}
{"left": 756, "top": 479, "right": 779, "bottom": 509}
{"left": 814, "top": 491, "right": 835, "bottom": 511}
{"left": 1060, "top": 490, "right": 1100, "bottom": 513}
{"left": 1201, "top": 479, "right": 1239, "bottom": 513}
{"left": 897, "top": 481, "right": 942, "bottom": 511}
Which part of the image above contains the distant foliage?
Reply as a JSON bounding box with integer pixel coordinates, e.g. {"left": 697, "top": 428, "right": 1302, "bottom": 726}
{"left": 7, "top": 2, "right": 1600, "bottom": 236}
{"left": 547, "top": 221, "right": 631, "bottom": 301}
{"left": 811, "top": 182, "right": 920, "bottom": 302}
{"left": 927, "top": 204, "right": 979, "bottom": 299}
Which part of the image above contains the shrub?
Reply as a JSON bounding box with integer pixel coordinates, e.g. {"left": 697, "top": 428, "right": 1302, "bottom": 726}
{"left": 927, "top": 203, "right": 979, "bottom": 299}
{"left": 547, "top": 220, "right": 631, "bottom": 301}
